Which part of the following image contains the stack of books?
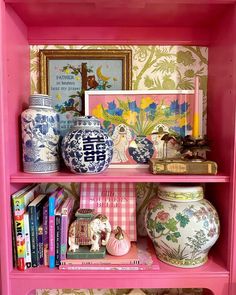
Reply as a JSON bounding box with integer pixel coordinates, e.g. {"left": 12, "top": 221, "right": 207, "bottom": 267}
{"left": 59, "top": 238, "right": 160, "bottom": 271}
{"left": 12, "top": 184, "right": 75, "bottom": 270}
{"left": 11, "top": 184, "right": 160, "bottom": 271}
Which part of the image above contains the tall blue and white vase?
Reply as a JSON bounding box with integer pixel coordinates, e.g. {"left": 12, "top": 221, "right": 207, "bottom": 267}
{"left": 61, "top": 116, "right": 113, "bottom": 174}
{"left": 21, "top": 94, "right": 60, "bottom": 173}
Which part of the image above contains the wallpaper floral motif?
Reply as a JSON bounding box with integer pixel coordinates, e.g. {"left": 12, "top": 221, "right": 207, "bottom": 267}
{"left": 36, "top": 288, "right": 203, "bottom": 295}
{"left": 31, "top": 45, "right": 208, "bottom": 295}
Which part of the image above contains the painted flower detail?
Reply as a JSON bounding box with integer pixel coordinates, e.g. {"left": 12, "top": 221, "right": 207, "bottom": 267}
{"left": 147, "top": 198, "right": 161, "bottom": 210}
{"left": 208, "top": 227, "right": 217, "bottom": 238}
{"left": 107, "top": 101, "right": 123, "bottom": 116}
{"left": 92, "top": 95, "right": 190, "bottom": 137}
{"left": 176, "top": 213, "right": 190, "bottom": 227}
{"left": 122, "top": 110, "right": 138, "bottom": 125}
{"left": 156, "top": 210, "right": 170, "bottom": 223}
{"left": 92, "top": 104, "right": 103, "bottom": 118}
{"left": 140, "top": 96, "right": 154, "bottom": 109}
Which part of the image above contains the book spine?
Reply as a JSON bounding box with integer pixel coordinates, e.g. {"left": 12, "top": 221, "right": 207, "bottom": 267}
{"left": 48, "top": 188, "right": 65, "bottom": 268}
{"left": 49, "top": 196, "right": 56, "bottom": 268}
{"left": 60, "top": 198, "right": 74, "bottom": 260}
{"left": 59, "top": 264, "right": 159, "bottom": 271}
{"left": 11, "top": 217, "right": 17, "bottom": 268}
{"left": 55, "top": 214, "right": 61, "bottom": 266}
{"left": 12, "top": 197, "right": 26, "bottom": 271}
{"left": 38, "top": 225, "right": 44, "bottom": 265}
{"left": 24, "top": 212, "right": 31, "bottom": 268}
{"left": 60, "top": 214, "right": 68, "bottom": 261}
{"left": 43, "top": 202, "right": 49, "bottom": 266}
{"left": 60, "top": 258, "right": 140, "bottom": 265}
{"left": 28, "top": 205, "right": 39, "bottom": 267}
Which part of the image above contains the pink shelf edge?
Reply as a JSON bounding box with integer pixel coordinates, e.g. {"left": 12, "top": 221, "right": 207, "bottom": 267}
{"left": 10, "top": 169, "right": 230, "bottom": 183}
{"left": 9, "top": 255, "right": 229, "bottom": 277}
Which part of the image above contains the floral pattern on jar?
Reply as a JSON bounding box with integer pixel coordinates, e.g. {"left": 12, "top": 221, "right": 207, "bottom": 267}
{"left": 145, "top": 185, "right": 220, "bottom": 268}
{"left": 21, "top": 94, "right": 60, "bottom": 173}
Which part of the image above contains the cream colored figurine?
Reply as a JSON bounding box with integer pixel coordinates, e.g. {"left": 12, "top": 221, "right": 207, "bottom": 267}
{"left": 68, "top": 209, "right": 111, "bottom": 252}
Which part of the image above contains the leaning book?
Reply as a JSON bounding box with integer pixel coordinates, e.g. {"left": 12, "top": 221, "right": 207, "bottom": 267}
{"left": 12, "top": 183, "right": 41, "bottom": 271}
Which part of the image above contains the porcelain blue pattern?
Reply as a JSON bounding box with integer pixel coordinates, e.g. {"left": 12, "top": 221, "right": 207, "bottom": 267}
{"left": 21, "top": 94, "right": 60, "bottom": 173}
{"left": 128, "top": 136, "right": 154, "bottom": 164}
{"left": 61, "top": 116, "right": 113, "bottom": 174}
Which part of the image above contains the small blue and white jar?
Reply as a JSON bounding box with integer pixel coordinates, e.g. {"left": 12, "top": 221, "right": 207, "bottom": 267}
{"left": 61, "top": 116, "right": 113, "bottom": 174}
{"left": 21, "top": 94, "right": 60, "bottom": 173}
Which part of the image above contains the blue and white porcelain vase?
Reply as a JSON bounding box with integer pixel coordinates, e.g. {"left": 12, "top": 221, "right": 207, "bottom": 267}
{"left": 61, "top": 116, "right": 113, "bottom": 174}
{"left": 21, "top": 94, "right": 60, "bottom": 173}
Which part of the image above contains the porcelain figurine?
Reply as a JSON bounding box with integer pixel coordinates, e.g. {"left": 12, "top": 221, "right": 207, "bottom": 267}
{"left": 145, "top": 184, "right": 220, "bottom": 268}
{"left": 21, "top": 94, "right": 60, "bottom": 173}
{"left": 68, "top": 209, "right": 111, "bottom": 252}
{"left": 61, "top": 116, "right": 113, "bottom": 174}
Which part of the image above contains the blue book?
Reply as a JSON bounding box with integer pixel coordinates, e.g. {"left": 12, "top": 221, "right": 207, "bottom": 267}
{"left": 28, "top": 194, "right": 48, "bottom": 267}
{"left": 48, "top": 188, "right": 65, "bottom": 268}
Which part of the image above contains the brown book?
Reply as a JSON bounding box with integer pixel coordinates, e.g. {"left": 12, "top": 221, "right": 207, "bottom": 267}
{"left": 149, "top": 158, "right": 218, "bottom": 175}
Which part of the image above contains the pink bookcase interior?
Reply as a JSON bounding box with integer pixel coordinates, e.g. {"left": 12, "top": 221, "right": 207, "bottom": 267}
{"left": 1, "top": 1, "right": 236, "bottom": 295}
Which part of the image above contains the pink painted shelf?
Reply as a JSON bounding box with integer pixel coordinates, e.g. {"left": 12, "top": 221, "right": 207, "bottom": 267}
{"left": 9, "top": 256, "right": 229, "bottom": 290}
{"left": 10, "top": 169, "right": 230, "bottom": 183}
{"left": 1, "top": 0, "right": 236, "bottom": 295}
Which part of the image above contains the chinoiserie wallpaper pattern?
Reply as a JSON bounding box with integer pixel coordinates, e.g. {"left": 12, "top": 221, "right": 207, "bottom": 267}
{"left": 31, "top": 45, "right": 208, "bottom": 295}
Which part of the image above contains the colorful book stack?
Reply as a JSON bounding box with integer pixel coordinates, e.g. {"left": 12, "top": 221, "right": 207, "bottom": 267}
{"left": 12, "top": 184, "right": 41, "bottom": 270}
{"left": 12, "top": 184, "right": 76, "bottom": 270}
{"left": 12, "top": 184, "right": 160, "bottom": 272}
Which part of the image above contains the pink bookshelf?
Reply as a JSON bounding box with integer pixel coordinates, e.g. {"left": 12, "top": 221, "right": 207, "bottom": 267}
{"left": 1, "top": 1, "right": 236, "bottom": 295}
{"left": 10, "top": 170, "right": 230, "bottom": 183}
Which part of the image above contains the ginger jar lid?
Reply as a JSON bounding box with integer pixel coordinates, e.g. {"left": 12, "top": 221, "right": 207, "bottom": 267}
{"left": 29, "top": 94, "right": 53, "bottom": 108}
{"left": 158, "top": 184, "right": 204, "bottom": 202}
{"left": 72, "top": 116, "right": 101, "bottom": 130}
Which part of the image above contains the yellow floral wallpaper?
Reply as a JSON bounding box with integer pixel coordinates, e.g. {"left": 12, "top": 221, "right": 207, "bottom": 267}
{"left": 31, "top": 45, "right": 208, "bottom": 295}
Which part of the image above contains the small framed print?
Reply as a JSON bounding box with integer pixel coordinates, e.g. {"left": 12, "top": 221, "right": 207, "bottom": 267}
{"left": 85, "top": 90, "right": 202, "bottom": 168}
{"left": 39, "top": 49, "right": 132, "bottom": 136}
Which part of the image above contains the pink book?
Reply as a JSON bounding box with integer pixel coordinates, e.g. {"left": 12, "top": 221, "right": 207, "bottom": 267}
{"left": 80, "top": 183, "right": 137, "bottom": 241}
{"left": 61, "top": 242, "right": 139, "bottom": 265}
{"left": 48, "top": 188, "right": 65, "bottom": 268}
{"left": 59, "top": 263, "right": 159, "bottom": 271}
{"left": 59, "top": 239, "right": 160, "bottom": 270}
{"left": 60, "top": 197, "right": 75, "bottom": 260}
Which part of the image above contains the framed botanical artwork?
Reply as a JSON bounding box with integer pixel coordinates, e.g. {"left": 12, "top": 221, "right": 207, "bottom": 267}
{"left": 39, "top": 49, "right": 132, "bottom": 136}
{"left": 85, "top": 90, "right": 202, "bottom": 168}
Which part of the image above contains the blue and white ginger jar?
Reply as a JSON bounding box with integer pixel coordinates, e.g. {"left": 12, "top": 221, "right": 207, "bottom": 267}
{"left": 61, "top": 116, "right": 113, "bottom": 174}
{"left": 21, "top": 94, "right": 60, "bottom": 173}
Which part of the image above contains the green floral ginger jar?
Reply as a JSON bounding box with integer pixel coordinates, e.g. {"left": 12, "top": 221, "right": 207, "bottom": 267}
{"left": 145, "top": 184, "right": 220, "bottom": 268}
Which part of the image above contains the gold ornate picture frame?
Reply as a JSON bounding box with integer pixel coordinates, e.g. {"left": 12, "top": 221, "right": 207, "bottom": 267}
{"left": 39, "top": 49, "right": 132, "bottom": 135}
